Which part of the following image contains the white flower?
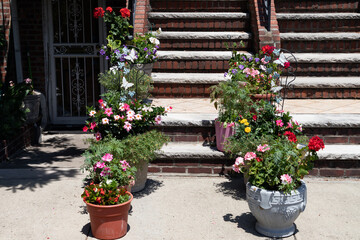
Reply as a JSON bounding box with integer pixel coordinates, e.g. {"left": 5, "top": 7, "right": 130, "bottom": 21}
{"left": 102, "top": 118, "right": 109, "bottom": 124}
{"left": 89, "top": 110, "right": 96, "bottom": 117}
{"left": 149, "top": 37, "right": 160, "bottom": 45}
{"left": 110, "top": 66, "right": 118, "bottom": 74}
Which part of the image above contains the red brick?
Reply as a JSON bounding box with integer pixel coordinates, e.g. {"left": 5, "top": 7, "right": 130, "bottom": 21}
{"left": 162, "top": 167, "right": 186, "bottom": 173}
{"left": 349, "top": 137, "right": 360, "bottom": 144}
{"left": 324, "top": 136, "right": 349, "bottom": 144}
{"left": 308, "top": 168, "right": 319, "bottom": 177}
{"left": 345, "top": 169, "right": 360, "bottom": 177}
{"left": 148, "top": 167, "right": 161, "bottom": 173}
{"left": 319, "top": 169, "right": 345, "bottom": 177}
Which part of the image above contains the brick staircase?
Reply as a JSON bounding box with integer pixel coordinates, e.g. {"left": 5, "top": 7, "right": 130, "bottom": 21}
{"left": 145, "top": 0, "right": 360, "bottom": 177}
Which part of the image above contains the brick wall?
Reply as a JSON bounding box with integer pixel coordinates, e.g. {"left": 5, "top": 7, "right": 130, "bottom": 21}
{"left": 0, "top": 0, "right": 11, "bottom": 83}
{"left": 133, "top": 0, "right": 150, "bottom": 34}
{"left": 249, "top": 0, "right": 280, "bottom": 51}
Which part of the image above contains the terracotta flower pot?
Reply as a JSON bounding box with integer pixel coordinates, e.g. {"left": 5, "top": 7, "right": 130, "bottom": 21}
{"left": 250, "top": 93, "right": 276, "bottom": 102}
{"left": 215, "top": 121, "right": 235, "bottom": 152}
{"left": 85, "top": 192, "right": 133, "bottom": 239}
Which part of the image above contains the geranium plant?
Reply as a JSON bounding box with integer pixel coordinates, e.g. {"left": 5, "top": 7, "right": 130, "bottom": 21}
{"left": 82, "top": 180, "right": 130, "bottom": 205}
{"left": 226, "top": 45, "right": 291, "bottom": 95}
{"left": 232, "top": 134, "right": 324, "bottom": 194}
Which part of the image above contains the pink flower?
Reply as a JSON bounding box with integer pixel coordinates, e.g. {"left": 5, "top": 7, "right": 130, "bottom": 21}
{"left": 120, "top": 160, "right": 130, "bottom": 171}
{"left": 98, "top": 99, "right": 106, "bottom": 109}
{"left": 287, "top": 122, "right": 293, "bottom": 129}
{"left": 249, "top": 69, "right": 260, "bottom": 78}
{"left": 114, "top": 115, "right": 120, "bottom": 121}
{"left": 127, "top": 114, "right": 135, "bottom": 121}
{"left": 257, "top": 144, "right": 270, "bottom": 152}
{"left": 232, "top": 164, "right": 240, "bottom": 173}
{"left": 243, "top": 68, "right": 251, "bottom": 75}
{"left": 94, "top": 161, "right": 105, "bottom": 170}
{"left": 235, "top": 157, "right": 245, "bottom": 166}
{"left": 134, "top": 114, "right": 142, "bottom": 120}
{"left": 83, "top": 126, "right": 88, "bottom": 132}
{"left": 119, "top": 103, "right": 130, "bottom": 111}
{"left": 102, "top": 153, "right": 113, "bottom": 162}
{"left": 280, "top": 174, "right": 292, "bottom": 184}
{"left": 104, "top": 107, "right": 113, "bottom": 117}
{"left": 102, "top": 118, "right": 109, "bottom": 124}
{"left": 276, "top": 119, "right": 284, "bottom": 127}
{"left": 95, "top": 132, "right": 102, "bottom": 141}
{"left": 25, "top": 78, "right": 32, "bottom": 84}
{"left": 261, "top": 57, "right": 269, "bottom": 64}
{"left": 90, "top": 122, "right": 96, "bottom": 130}
{"left": 127, "top": 109, "right": 135, "bottom": 116}
{"left": 124, "top": 121, "right": 132, "bottom": 132}
{"left": 228, "top": 122, "right": 235, "bottom": 127}
{"left": 244, "top": 152, "right": 256, "bottom": 161}
{"left": 165, "top": 106, "right": 173, "bottom": 113}
{"left": 100, "top": 167, "right": 111, "bottom": 177}
{"left": 155, "top": 115, "right": 162, "bottom": 125}
{"left": 276, "top": 108, "right": 284, "bottom": 113}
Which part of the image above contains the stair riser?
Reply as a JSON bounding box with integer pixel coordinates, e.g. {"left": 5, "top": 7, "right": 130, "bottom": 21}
{"left": 281, "top": 40, "right": 360, "bottom": 53}
{"left": 152, "top": 83, "right": 212, "bottom": 98}
{"left": 153, "top": 126, "right": 215, "bottom": 142}
{"left": 151, "top": 19, "right": 250, "bottom": 32}
{"left": 150, "top": 0, "right": 248, "bottom": 12}
{"left": 285, "top": 89, "right": 360, "bottom": 99}
{"left": 153, "top": 60, "right": 229, "bottom": 73}
{"left": 293, "top": 63, "right": 359, "bottom": 77}
{"left": 159, "top": 39, "right": 251, "bottom": 51}
{"left": 278, "top": 19, "right": 360, "bottom": 33}
{"left": 275, "top": 0, "right": 359, "bottom": 13}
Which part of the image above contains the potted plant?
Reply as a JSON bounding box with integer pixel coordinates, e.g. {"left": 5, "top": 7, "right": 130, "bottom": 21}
{"left": 82, "top": 179, "right": 133, "bottom": 239}
{"left": 228, "top": 99, "right": 325, "bottom": 237}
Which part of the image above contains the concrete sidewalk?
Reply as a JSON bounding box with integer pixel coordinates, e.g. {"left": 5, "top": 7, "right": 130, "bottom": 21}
{"left": 1, "top": 133, "right": 360, "bottom": 240}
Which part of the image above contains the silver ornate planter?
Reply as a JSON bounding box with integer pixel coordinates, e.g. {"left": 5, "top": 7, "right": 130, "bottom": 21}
{"left": 246, "top": 180, "right": 307, "bottom": 238}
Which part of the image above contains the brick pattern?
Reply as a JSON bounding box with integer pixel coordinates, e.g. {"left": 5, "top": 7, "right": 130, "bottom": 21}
{"left": 275, "top": 0, "right": 359, "bottom": 13}
{"left": 134, "top": 0, "right": 150, "bottom": 34}
{"left": 152, "top": 126, "right": 215, "bottom": 143}
{"left": 0, "top": 0, "right": 11, "bottom": 82}
{"left": 152, "top": 83, "right": 212, "bottom": 98}
{"left": 153, "top": 60, "right": 229, "bottom": 73}
{"left": 304, "top": 128, "right": 360, "bottom": 144}
{"left": 293, "top": 63, "right": 360, "bottom": 76}
{"left": 150, "top": 0, "right": 248, "bottom": 12}
{"left": 285, "top": 88, "right": 360, "bottom": 99}
{"left": 278, "top": 19, "right": 360, "bottom": 33}
{"left": 160, "top": 39, "right": 251, "bottom": 51}
{"left": 281, "top": 40, "right": 360, "bottom": 53}
{"left": 151, "top": 19, "right": 250, "bottom": 32}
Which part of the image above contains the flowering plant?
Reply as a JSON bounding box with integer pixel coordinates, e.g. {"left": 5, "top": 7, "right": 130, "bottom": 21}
{"left": 82, "top": 151, "right": 136, "bottom": 187}
{"left": 82, "top": 180, "right": 130, "bottom": 205}
{"left": 232, "top": 135, "right": 324, "bottom": 193}
{"left": 226, "top": 45, "right": 290, "bottom": 95}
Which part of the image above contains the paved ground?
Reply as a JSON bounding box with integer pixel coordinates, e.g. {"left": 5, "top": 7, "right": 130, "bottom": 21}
{"left": 1, "top": 133, "right": 360, "bottom": 240}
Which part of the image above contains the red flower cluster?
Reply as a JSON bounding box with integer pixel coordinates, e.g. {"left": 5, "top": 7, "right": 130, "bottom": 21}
{"left": 284, "top": 131, "right": 297, "bottom": 143}
{"left": 256, "top": 157, "right": 262, "bottom": 162}
{"left": 93, "top": 7, "right": 105, "bottom": 18}
{"left": 120, "top": 8, "right": 131, "bottom": 18}
{"left": 284, "top": 61, "right": 291, "bottom": 69}
{"left": 308, "top": 136, "right": 325, "bottom": 151}
{"left": 106, "top": 7, "right": 113, "bottom": 13}
{"left": 261, "top": 45, "right": 275, "bottom": 55}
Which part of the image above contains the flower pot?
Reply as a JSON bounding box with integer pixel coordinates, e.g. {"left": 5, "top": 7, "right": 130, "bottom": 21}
{"left": 246, "top": 181, "right": 307, "bottom": 238}
{"left": 24, "top": 94, "right": 41, "bottom": 124}
{"left": 215, "top": 121, "right": 235, "bottom": 152}
{"left": 85, "top": 192, "right": 133, "bottom": 240}
{"left": 250, "top": 93, "right": 276, "bottom": 103}
{"left": 131, "top": 159, "right": 148, "bottom": 193}
{"left": 130, "top": 63, "right": 153, "bottom": 76}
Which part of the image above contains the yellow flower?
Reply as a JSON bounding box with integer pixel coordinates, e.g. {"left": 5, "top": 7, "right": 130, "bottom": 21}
{"left": 245, "top": 127, "right": 251, "bottom": 133}
{"left": 240, "top": 119, "right": 248, "bottom": 124}
{"left": 244, "top": 122, "right": 249, "bottom": 126}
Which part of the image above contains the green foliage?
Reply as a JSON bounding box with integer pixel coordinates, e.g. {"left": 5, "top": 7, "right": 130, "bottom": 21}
{"left": 82, "top": 180, "right": 130, "bottom": 205}
{"left": 82, "top": 130, "right": 169, "bottom": 171}
{"left": 103, "top": 10, "right": 132, "bottom": 45}
{"left": 131, "top": 32, "right": 160, "bottom": 64}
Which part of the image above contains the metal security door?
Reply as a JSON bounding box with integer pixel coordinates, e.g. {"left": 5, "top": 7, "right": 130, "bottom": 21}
{"left": 47, "top": 0, "right": 105, "bottom": 124}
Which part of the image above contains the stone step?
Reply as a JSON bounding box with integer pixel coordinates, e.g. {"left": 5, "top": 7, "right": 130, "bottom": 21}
{"left": 149, "top": 12, "right": 250, "bottom": 32}
{"left": 275, "top": 0, "right": 359, "bottom": 13}
{"left": 280, "top": 32, "right": 360, "bottom": 53}
{"left": 287, "top": 53, "right": 360, "bottom": 77}
{"left": 150, "top": 142, "right": 360, "bottom": 177}
{"left": 150, "top": 0, "right": 248, "bottom": 12}
{"left": 157, "top": 31, "right": 252, "bottom": 51}
{"left": 153, "top": 51, "right": 250, "bottom": 73}
{"left": 277, "top": 13, "right": 360, "bottom": 33}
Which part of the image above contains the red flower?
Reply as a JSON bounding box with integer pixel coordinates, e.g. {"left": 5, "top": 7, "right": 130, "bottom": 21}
{"left": 85, "top": 190, "right": 90, "bottom": 197}
{"left": 106, "top": 6, "right": 113, "bottom": 13}
{"left": 83, "top": 126, "right": 88, "bottom": 132}
{"left": 96, "top": 197, "right": 101, "bottom": 203}
{"left": 284, "top": 131, "right": 297, "bottom": 143}
{"left": 253, "top": 115, "right": 257, "bottom": 121}
{"left": 120, "top": 8, "right": 130, "bottom": 18}
{"left": 308, "top": 136, "right": 325, "bottom": 151}
{"left": 100, "top": 188, "right": 105, "bottom": 195}
{"left": 261, "top": 45, "right": 275, "bottom": 55}
{"left": 284, "top": 61, "right": 291, "bottom": 69}
{"left": 256, "top": 157, "right": 262, "bottom": 162}
{"left": 93, "top": 7, "right": 105, "bottom": 18}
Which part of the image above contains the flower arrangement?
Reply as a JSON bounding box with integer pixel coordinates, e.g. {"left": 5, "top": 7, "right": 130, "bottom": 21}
{"left": 226, "top": 45, "right": 291, "bottom": 95}
{"left": 232, "top": 134, "right": 324, "bottom": 194}
{"left": 82, "top": 180, "right": 130, "bottom": 205}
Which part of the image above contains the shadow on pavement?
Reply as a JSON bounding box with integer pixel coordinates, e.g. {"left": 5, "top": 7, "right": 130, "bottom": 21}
{"left": 132, "top": 178, "right": 164, "bottom": 199}
{"left": 214, "top": 176, "right": 247, "bottom": 200}
{"left": 223, "top": 213, "right": 262, "bottom": 236}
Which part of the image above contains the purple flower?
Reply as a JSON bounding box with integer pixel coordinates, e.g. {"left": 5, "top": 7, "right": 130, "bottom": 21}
{"left": 155, "top": 45, "right": 159, "bottom": 49}
{"left": 255, "top": 58, "right": 260, "bottom": 63}
{"left": 242, "top": 56, "right": 247, "bottom": 61}
{"left": 147, "top": 51, "right": 151, "bottom": 55}
{"left": 153, "top": 49, "right": 157, "bottom": 54}
{"left": 248, "top": 57, "right": 253, "bottom": 62}
{"left": 114, "top": 49, "right": 120, "bottom": 54}
{"left": 239, "top": 64, "right": 244, "bottom": 70}
{"left": 99, "top": 49, "right": 106, "bottom": 55}
{"left": 232, "top": 69, "right": 238, "bottom": 74}
{"left": 224, "top": 72, "right": 228, "bottom": 77}
{"left": 144, "top": 47, "right": 148, "bottom": 51}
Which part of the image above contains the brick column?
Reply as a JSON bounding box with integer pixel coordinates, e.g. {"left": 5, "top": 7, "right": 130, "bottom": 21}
{"left": 133, "top": 0, "right": 150, "bottom": 34}
{"left": 0, "top": 0, "right": 11, "bottom": 83}
{"left": 249, "top": 0, "right": 280, "bottom": 52}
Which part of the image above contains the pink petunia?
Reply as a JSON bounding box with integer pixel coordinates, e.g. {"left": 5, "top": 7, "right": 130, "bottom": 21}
{"left": 257, "top": 144, "right": 270, "bottom": 152}
{"left": 120, "top": 160, "right": 130, "bottom": 171}
{"left": 235, "top": 157, "right": 245, "bottom": 166}
{"left": 94, "top": 161, "right": 105, "bottom": 170}
{"left": 102, "top": 153, "right": 113, "bottom": 162}
{"left": 280, "top": 174, "right": 292, "bottom": 184}
{"left": 244, "top": 152, "right": 256, "bottom": 161}
{"left": 250, "top": 68, "right": 260, "bottom": 78}
{"left": 243, "top": 68, "right": 251, "bottom": 75}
